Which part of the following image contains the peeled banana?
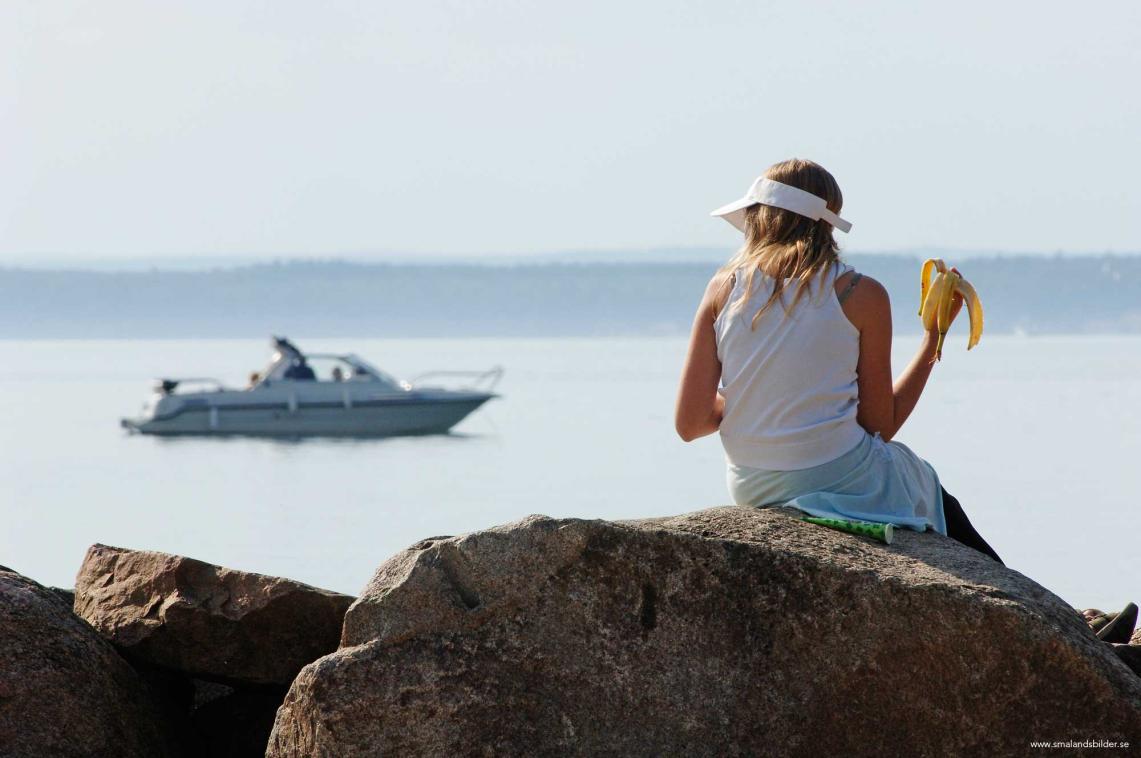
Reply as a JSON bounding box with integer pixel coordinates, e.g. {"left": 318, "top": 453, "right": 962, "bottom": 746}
{"left": 918, "top": 258, "right": 984, "bottom": 360}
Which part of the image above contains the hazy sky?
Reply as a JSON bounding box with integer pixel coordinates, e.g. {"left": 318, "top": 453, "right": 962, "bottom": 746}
{"left": 3, "top": 1, "right": 1139, "bottom": 264}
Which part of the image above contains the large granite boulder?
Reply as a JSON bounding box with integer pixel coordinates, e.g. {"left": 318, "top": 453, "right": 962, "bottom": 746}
{"left": 268, "top": 507, "right": 1141, "bottom": 756}
{"left": 74, "top": 544, "right": 354, "bottom": 686}
{"left": 0, "top": 565, "right": 185, "bottom": 757}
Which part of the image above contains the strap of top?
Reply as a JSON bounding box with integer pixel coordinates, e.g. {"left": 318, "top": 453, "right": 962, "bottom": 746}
{"left": 837, "top": 271, "right": 863, "bottom": 305}
{"left": 711, "top": 267, "right": 743, "bottom": 323}
{"left": 719, "top": 261, "right": 859, "bottom": 316}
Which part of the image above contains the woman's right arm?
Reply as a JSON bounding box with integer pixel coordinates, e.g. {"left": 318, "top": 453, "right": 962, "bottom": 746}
{"left": 843, "top": 275, "right": 960, "bottom": 442}
{"left": 674, "top": 271, "right": 733, "bottom": 442}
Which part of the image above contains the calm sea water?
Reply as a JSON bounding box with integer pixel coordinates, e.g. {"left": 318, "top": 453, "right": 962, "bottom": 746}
{"left": 1, "top": 336, "right": 1137, "bottom": 613}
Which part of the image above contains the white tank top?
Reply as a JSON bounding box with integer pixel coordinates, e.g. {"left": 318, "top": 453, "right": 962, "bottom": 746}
{"left": 714, "top": 260, "right": 866, "bottom": 471}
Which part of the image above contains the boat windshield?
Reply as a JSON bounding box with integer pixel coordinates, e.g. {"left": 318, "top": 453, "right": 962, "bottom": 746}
{"left": 307, "top": 354, "right": 402, "bottom": 389}
{"left": 256, "top": 338, "right": 403, "bottom": 389}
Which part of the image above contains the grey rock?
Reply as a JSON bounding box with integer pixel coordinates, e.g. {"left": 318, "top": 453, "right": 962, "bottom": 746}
{"left": 267, "top": 506, "right": 1141, "bottom": 756}
{"left": 0, "top": 566, "right": 186, "bottom": 757}
{"left": 74, "top": 544, "right": 354, "bottom": 686}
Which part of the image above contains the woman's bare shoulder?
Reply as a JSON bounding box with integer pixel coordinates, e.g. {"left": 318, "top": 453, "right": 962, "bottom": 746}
{"left": 706, "top": 269, "right": 737, "bottom": 319}
{"left": 836, "top": 271, "right": 891, "bottom": 329}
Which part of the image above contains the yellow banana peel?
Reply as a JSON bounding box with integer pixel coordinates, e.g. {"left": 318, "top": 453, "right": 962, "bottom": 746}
{"left": 918, "top": 258, "right": 946, "bottom": 317}
{"left": 917, "top": 258, "right": 984, "bottom": 360}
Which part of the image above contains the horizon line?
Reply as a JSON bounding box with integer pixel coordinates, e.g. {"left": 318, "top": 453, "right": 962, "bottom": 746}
{"left": 4, "top": 246, "right": 1141, "bottom": 274}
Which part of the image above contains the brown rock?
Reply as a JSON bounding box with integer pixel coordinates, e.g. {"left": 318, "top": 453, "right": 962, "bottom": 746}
{"left": 1132, "top": 627, "right": 1141, "bottom": 646}
{"left": 268, "top": 507, "right": 1141, "bottom": 757}
{"left": 74, "top": 544, "right": 353, "bottom": 686}
{"left": 0, "top": 565, "right": 186, "bottom": 757}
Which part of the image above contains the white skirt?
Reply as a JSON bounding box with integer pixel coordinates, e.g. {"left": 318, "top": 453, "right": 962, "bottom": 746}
{"left": 726, "top": 431, "right": 947, "bottom": 534}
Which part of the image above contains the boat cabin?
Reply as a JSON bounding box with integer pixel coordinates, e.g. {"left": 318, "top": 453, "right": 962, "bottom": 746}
{"left": 256, "top": 337, "right": 403, "bottom": 390}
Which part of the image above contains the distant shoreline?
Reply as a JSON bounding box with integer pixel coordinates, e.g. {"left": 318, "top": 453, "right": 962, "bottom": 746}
{"left": 5, "top": 248, "right": 1141, "bottom": 274}
{"left": 5, "top": 254, "right": 1140, "bottom": 338}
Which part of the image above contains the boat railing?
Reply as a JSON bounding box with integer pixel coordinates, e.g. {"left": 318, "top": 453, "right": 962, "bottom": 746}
{"left": 408, "top": 365, "right": 504, "bottom": 392}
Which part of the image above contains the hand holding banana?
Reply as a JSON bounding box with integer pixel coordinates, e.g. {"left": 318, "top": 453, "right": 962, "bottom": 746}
{"left": 918, "top": 258, "right": 984, "bottom": 361}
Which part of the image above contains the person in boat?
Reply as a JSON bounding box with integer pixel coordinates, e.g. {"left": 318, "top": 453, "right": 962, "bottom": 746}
{"left": 674, "top": 158, "right": 1003, "bottom": 563}
{"left": 273, "top": 336, "right": 317, "bottom": 381}
{"left": 283, "top": 359, "right": 316, "bottom": 381}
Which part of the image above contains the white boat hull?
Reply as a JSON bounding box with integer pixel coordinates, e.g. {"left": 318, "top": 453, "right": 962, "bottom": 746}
{"left": 122, "top": 392, "right": 494, "bottom": 437}
{"left": 121, "top": 338, "right": 502, "bottom": 438}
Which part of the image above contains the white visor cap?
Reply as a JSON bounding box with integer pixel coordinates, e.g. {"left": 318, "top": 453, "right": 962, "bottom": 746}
{"left": 710, "top": 177, "right": 852, "bottom": 234}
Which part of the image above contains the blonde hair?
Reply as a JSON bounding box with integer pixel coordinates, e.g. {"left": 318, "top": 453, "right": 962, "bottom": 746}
{"left": 720, "top": 158, "right": 845, "bottom": 329}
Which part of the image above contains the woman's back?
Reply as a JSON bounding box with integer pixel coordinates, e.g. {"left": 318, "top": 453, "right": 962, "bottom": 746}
{"left": 714, "top": 261, "right": 865, "bottom": 471}
{"left": 676, "top": 159, "right": 1002, "bottom": 563}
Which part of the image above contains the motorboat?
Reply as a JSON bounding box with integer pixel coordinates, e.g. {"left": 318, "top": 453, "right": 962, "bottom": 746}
{"left": 121, "top": 337, "right": 502, "bottom": 437}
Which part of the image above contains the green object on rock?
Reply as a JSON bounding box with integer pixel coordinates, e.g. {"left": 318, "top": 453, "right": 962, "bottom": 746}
{"left": 1097, "top": 603, "right": 1138, "bottom": 644}
{"left": 802, "top": 516, "right": 894, "bottom": 545}
{"left": 1090, "top": 613, "right": 1116, "bottom": 633}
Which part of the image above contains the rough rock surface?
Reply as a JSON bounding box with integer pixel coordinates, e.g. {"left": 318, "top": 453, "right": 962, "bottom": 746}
{"left": 74, "top": 544, "right": 354, "bottom": 686}
{"left": 268, "top": 507, "right": 1141, "bottom": 757}
{"left": 0, "top": 565, "right": 184, "bottom": 757}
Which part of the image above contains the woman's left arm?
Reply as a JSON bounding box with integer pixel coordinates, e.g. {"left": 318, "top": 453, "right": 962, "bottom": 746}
{"left": 675, "top": 273, "right": 730, "bottom": 441}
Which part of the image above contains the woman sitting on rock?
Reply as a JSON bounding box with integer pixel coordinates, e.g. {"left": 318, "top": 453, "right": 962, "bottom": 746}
{"left": 674, "top": 158, "right": 1004, "bottom": 564}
